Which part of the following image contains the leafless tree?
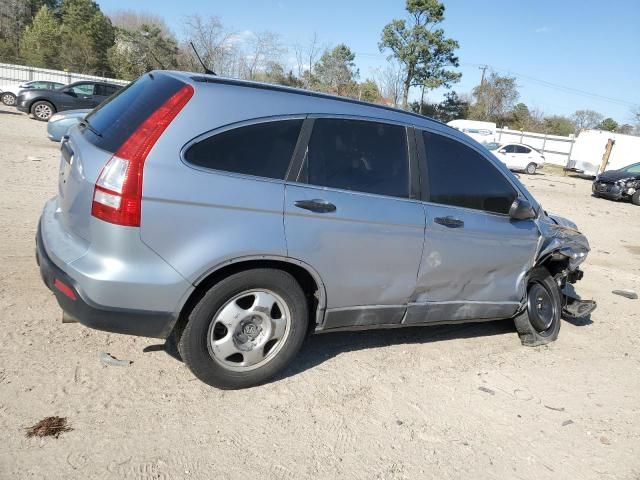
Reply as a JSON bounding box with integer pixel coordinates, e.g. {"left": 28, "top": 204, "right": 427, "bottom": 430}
{"left": 242, "top": 31, "right": 285, "bottom": 80}
{"left": 109, "top": 9, "right": 173, "bottom": 37}
{"left": 294, "top": 32, "right": 321, "bottom": 87}
{"left": 374, "top": 62, "right": 404, "bottom": 107}
{"left": 180, "top": 14, "right": 238, "bottom": 76}
{"left": 571, "top": 109, "right": 603, "bottom": 132}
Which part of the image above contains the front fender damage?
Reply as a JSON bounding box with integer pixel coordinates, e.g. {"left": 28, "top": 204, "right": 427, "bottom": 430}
{"left": 532, "top": 213, "right": 596, "bottom": 319}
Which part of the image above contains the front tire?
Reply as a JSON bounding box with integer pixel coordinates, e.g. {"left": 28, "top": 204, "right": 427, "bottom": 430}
{"left": 178, "top": 269, "right": 309, "bottom": 389}
{"left": 1, "top": 92, "right": 16, "bottom": 106}
{"left": 525, "top": 162, "right": 537, "bottom": 175}
{"left": 514, "top": 267, "right": 561, "bottom": 346}
{"left": 31, "top": 100, "right": 55, "bottom": 121}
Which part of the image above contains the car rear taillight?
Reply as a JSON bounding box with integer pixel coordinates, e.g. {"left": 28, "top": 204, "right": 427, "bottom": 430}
{"left": 91, "top": 84, "right": 194, "bottom": 227}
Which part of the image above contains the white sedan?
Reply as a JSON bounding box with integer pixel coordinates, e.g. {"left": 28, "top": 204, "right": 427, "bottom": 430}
{"left": 493, "top": 143, "right": 545, "bottom": 174}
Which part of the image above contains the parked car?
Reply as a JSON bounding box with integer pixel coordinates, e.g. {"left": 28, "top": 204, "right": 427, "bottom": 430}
{"left": 47, "top": 109, "right": 91, "bottom": 142}
{"left": 36, "top": 71, "right": 595, "bottom": 389}
{"left": 592, "top": 162, "right": 640, "bottom": 205}
{"left": 16, "top": 81, "right": 121, "bottom": 121}
{"left": 484, "top": 142, "right": 501, "bottom": 151}
{"left": 1, "top": 80, "right": 64, "bottom": 106}
{"left": 493, "top": 143, "right": 545, "bottom": 174}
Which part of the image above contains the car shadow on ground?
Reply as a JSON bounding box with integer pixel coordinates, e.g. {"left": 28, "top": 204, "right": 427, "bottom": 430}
{"left": 145, "top": 316, "right": 592, "bottom": 381}
{"left": 147, "top": 320, "right": 513, "bottom": 375}
{"left": 0, "top": 109, "right": 22, "bottom": 116}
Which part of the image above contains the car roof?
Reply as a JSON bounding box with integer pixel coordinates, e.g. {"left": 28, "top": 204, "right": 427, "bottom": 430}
{"left": 162, "top": 70, "right": 457, "bottom": 133}
{"left": 66, "top": 80, "right": 120, "bottom": 87}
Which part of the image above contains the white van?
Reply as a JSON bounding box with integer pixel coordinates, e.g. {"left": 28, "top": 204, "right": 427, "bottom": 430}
{"left": 567, "top": 130, "right": 640, "bottom": 176}
{"left": 447, "top": 119, "right": 497, "bottom": 144}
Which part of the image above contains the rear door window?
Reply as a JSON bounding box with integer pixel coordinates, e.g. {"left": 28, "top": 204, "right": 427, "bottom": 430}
{"left": 423, "top": 131, "right": 517, "bottom": 214}
{"left": 184, "top": 119, "right": 303, "bottom": 180}
{"left": 516, "top": 145, "right": 532, "bottom": 154}
{"left": 303, "top": 118, "right": 409, "bottom": 198}
{"left": 70, "top": 83, "right": 95, "bottom": 96}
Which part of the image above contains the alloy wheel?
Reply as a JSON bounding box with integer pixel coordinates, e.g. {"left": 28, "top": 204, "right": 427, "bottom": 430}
{"left": 1, "top": 93, "right": 16, "bottom": 106}
{"left": 34, "top": 103, "right": 52, "bottom": 120}
{"left": 207, "top": 289, "right": 291, "bottom": 372}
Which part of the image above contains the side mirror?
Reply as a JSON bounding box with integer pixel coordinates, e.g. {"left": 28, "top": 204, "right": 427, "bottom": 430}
{"left": 498, "top": 149, "right": 507, "bottom": 154}
{"left": 509, "top": 198, "right": 536, "bottom": 220}
{"left": 64, "top": 89, "right": 76, "bottom": 96}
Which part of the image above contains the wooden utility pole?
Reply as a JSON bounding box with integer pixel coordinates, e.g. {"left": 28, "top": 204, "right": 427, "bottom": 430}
{"left": 479, "top": 65, "right": 489, "bottom": 85}
{"left": 599, "top": 138, "right": 615, "bottom": 173}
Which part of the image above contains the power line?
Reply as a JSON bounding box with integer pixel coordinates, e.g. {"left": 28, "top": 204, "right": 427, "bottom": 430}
{"left": 462, "top": 63, "right": 639, "bottom": 107}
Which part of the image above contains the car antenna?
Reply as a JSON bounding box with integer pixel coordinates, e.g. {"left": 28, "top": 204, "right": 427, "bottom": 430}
{"left": 190, "top": 42, "right": 216, "bottom": 76}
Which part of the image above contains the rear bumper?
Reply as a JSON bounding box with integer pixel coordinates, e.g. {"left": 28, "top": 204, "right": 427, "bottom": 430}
{"left": 36, "top": 222, "right": 177, "bottom": 339}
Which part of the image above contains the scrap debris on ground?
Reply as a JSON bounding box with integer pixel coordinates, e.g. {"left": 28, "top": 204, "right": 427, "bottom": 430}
{"left": 25, "top": 417, "right": 72, "bottom": 439}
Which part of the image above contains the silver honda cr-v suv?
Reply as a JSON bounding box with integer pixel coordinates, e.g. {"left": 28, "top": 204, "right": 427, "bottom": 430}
{"left": 36, "top": 71, "right": 595, "bottom": 389}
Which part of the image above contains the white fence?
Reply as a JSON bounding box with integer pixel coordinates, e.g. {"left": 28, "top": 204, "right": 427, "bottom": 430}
{"left": 496, "top": 128, "right": 575, "bottom": 166}
{"left": 0, "top": 62, "right": 128, "bottom": 90}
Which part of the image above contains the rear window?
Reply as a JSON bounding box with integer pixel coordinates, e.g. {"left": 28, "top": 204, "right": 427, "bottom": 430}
{"left": 82, "top": 74, "right": 185, "bottom": 153}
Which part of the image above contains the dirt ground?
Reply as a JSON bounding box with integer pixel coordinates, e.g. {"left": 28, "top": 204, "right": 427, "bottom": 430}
{"left": 0, "top": 103, "right": 638, "bottom": 480}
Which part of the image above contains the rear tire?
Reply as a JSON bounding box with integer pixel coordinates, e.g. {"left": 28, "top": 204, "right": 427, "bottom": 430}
{"left": 525, "top": 163, "right": 537, "bottom": 175}
{"left": 178, "top": 269, "right": 308, "bottom": 389}
{"left": 31, "top": 100, "right": 55, "bottom": 121}
{"left": 514, "top": 267, "right": 561, "bottom": 347}
{"left": 1, "top": 92, "right": 16, "bottom": 106}
{"left": 632, "top": 191, "right": 640, "bottom": 206}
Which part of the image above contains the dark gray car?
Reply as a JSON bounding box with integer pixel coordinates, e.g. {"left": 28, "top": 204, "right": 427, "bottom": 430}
{"left": 36, "top": 71, "right": 596, "bottom": 389}
{"left": 16, "top": 81, "right": 122, "bottom": 121}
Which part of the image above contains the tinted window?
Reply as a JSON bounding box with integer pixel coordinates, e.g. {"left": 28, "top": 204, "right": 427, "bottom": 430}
{"left": 70, "top": 83, "right": 94, "bottom": 95}
{"left": 95, "top": 84, "right": 118, "bottom": 96}
{"left": 305, "top": 118, "right": 409, "bottom": 198}
{"left": 83, "top": 74, "right": 184, "bottom": 153}
{"left": 622, "top": 163, "right": 640, "bottom": 173}
{"left": 185, "top": 120, "right": 303, "bottom": 180}
{"left": 423, "top": 131, "right": 517, "bottom": 214}
{"left": 502, "top": 145, "right": 517, "bottom": 153}
{"left": 516, "top": 145, "right": 531, "bottom": 154}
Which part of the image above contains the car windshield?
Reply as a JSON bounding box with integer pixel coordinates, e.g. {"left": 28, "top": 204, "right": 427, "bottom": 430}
{"left": 621, "top": 162, "right": 640, "bottom": 173}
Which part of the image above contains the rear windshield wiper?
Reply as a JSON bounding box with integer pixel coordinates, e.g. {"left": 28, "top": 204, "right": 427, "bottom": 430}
{"left": 80, "top": 119, "right": 102, "bottom": 137}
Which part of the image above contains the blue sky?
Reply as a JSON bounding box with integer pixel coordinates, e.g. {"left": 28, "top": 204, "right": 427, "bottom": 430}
{"left": 98, "top": 0, "right": 640, "bottom": 122}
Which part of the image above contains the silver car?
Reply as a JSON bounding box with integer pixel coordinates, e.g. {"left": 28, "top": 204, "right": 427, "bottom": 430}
{"left": 36, "top": 71, "right": 595, "bottom": 389}
{"left": 47, "top": 109, "right": 91, "bottom": 142}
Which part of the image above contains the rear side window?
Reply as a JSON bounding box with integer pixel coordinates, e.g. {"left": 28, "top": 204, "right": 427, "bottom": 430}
{"left": 516, "top": 145, "right": 531, "bottom": 154}
{"left": 83, "top": 74, "right": 185, "bottom": 153}
{"left": 95, "top": 84, "right": 118, "bottom": 96}
{"left": 423, "top": 131, "right": 517, "bottom": 214}
{"left": 70, "top": 83, "right": 94, "bottom": 95}
{"left": 304, "top": 118, "right": 409, "bottom": 198}
{"left": 184, "top": 120, "right": 303, "bottom": 180}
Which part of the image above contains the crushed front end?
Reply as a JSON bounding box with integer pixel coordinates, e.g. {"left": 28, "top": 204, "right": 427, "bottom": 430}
{"left": 534, "top": 212, "right": 597, "bottom": 319}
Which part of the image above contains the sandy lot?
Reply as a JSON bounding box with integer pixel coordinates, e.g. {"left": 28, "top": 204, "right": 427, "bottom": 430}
{"left": 0, "top": 103, "right": 638, "bottom": 480}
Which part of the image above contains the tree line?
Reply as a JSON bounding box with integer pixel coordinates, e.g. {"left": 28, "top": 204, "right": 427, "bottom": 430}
{"left": 1, "top": 0, "right": 637, "bottom": 137}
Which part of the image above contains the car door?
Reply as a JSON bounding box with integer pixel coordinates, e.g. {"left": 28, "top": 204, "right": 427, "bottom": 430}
{"left": 406, "top": 129, "right": 540, "bottom": 324}
{"left": 515, "top": 145, "right": 536, "bottom": 166}
{"left": 92, "top": 84, "right": 116, "bottom": 106}
{"left": 62, "top": 83, "right": 96, "bottom": 109}
{"left": 497, "top": 144, "right": 520, "bottom": 169}
{"left": 284, "top": 117, "right": 426, "bottom": 330}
